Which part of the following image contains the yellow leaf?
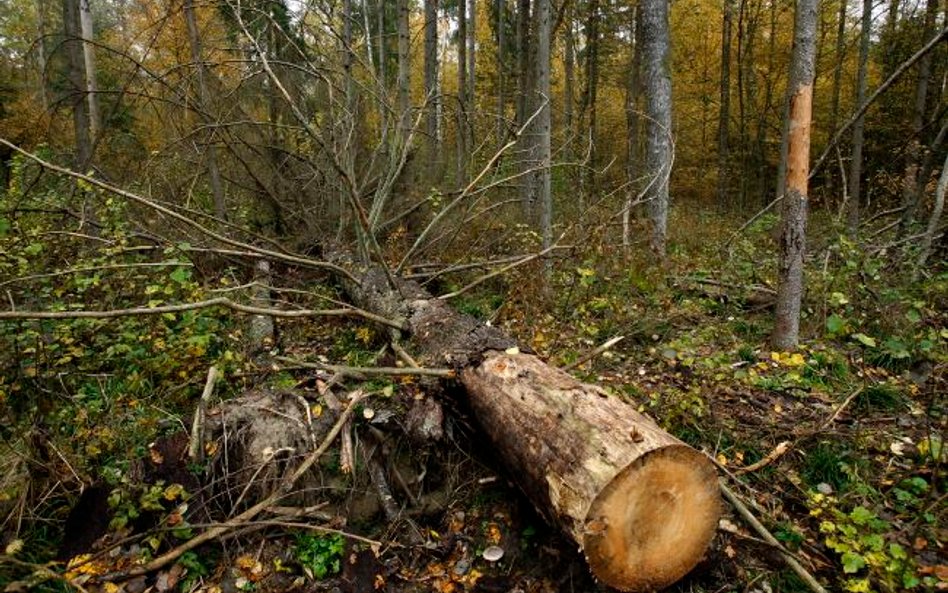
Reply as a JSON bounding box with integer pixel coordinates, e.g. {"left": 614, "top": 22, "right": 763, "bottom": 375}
{"left": 716, "top": 453, "right": 728, "bottom": 466}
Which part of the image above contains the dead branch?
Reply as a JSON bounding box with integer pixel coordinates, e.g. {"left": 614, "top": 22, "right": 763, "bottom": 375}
{"left": 720, "top": 481, "right": 828, "bottom": 593}
{"left": 107, "top": 390, "right": 365, "bottom": 580}
{"left": 274, "top": 355, "right": 454, "bottom": 378}
{"left": 189, "top": 366, "right": 219, "bottom": 464}
{"left": 0, "top": 296, "right": 406, "bottom": 330}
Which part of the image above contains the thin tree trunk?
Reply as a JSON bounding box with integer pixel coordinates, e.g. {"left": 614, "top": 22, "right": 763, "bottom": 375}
{"left": 397, "top": 0, "right": 411, "bottom": 134}
{"left": 62, "top": 0, "right": 92, "bottom": 169}
{"left": 772, "top": 0, "right": 818, "bottom": 351}
{"left": 826, "top": 0, "right": 847, "bottom": 203}
{"left": 457, "top": 0, "right": 469, "bottom": 187}
{"left": 184, "top": 0, "right": 226, "bottom": 220}
{"left": 343, "top": 0, "right": 357, "bottom": 174}
{"left": 641, "top": 0, "right": 673, "bottom": 257}
{"left": 496, "top": 0, "right": 506, "bottom": 146}
{"left": 899, "top": 0, "right": 937, "bottom": 231}
{"left": 623, "top": 4, "right": 641, "bottom": 248}
{"left": 582, "top": 0, "right": 600, "bottom": 194}
{"left": 535, "top": 0, "right": 551, "bottom": 260}
{"left": 468, "top": 0, "right": 476, "bottom": 115}
{"left": 846, "top": 0, "right": 871, "bottom": 234}
{"left": 35, "top": 0, "right": 49, "bottom": 110}
{"left": 78, "top": 0, "right": 101, "bottom": 142}
{"left": 717, "top": 0, "right": 733, "bottom": 206}
{"left": 424, "top": 0, "right": 440, "bottom": 179}
{"left": 914, "top": 152, "right": 948, "bottom": 278}
{"left": 516, "top": 0, "right": 531, "bottom": 128}
{"left": 377, "top": 0, "right": 386, "bottom": 87}
{"left": 563, "top": 2, "right": 574, "bottom": 159}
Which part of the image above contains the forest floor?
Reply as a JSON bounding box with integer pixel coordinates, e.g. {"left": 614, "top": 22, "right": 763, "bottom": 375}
{"left": 0, "top": 203, "right": 945, "bottom": 593}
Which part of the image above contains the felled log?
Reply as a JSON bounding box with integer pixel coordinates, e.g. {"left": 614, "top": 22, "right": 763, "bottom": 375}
{"left": 330, "top": 253, "right": 721, "bottom": 591}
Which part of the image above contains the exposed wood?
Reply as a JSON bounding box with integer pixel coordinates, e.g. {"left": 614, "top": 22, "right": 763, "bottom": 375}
{"left": 462, "top": 352, "right": 720, "bottom": 591}
{"left": 329, "top": 249, "right": 721, "bottom": 591}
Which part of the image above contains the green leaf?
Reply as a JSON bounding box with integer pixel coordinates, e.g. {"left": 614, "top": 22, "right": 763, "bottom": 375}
{"left": 24, "top": 242, "right": 43, "bottom": 256}
{"left": 842, "top": 552, "right": 866, "bottom": 574}
{"left": 849, "top": 506, "right": 874, "bottom": 525}
{"left": 170, "top": 267, "right": 191, "bottom": 284}
{"left": 851, "top": 333, "right": 877, "bottom": 348}
{"left": 905, "top": 309, "right": 921, "bottom": 324}
{"left": 0, "top": 217, "right": 10, "bottom": 237}
{"left": 826, "top": 314, "right": 845, "bottom": 334}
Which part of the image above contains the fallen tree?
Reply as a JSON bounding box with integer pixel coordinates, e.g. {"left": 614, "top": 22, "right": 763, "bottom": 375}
{"left": 330, "top": 252, "right": 722, "bottom": 592}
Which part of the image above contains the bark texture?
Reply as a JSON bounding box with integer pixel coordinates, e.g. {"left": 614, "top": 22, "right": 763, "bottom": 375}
{"left": 772, "top": 0, "right": 817, "bottom": 351}
{"left": 641, "top": 0, "right": 673, "bottom": 257}
{"left": 846, "top": 0, "right": 871, "bottom": 234}
{"left": 329, "top": 249, "right": 721, "bottom": 592}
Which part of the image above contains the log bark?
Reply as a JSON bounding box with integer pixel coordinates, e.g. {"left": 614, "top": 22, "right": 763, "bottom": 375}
{"left": 330, "top": 252, "right": 721, "bottom": 591}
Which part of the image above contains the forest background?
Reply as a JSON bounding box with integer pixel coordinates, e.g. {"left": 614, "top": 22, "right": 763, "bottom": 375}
{"left": 0, "top": 0, "right": 945, "bottom": 591}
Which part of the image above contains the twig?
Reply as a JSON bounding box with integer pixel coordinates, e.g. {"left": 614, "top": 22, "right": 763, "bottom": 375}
{"left": 810, "top": 26, "right": 948, "bottom": 180}
{"left": 719, "top": 481, "right": 828, "bottom": 593}
{"left": 0, "top": 297, "right": 407, "bottom": 331}
{"left": 734, "top": 387, "right": 863, "bottom": 475}
{"left": 0, "top": 140, "right": 361, "bottom": 285}
{"left": 189, "top": 366, "right": 219, "bottom": 463}
{"left": 563, "top": 336, "right": 625, "bottom": 371}
{"left": 733, "top": 441, "right": 791, "bottom": 476}
{"left": 390, "top": 341, "right": 420, "bottom": 368}
{"left": 274, "top": 355, "right": 454, "bottom": 378}
{"left": 108, "top": 390, "right": 365, "bottom": 579}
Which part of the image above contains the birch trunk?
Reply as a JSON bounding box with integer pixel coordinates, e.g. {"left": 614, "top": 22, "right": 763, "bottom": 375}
{"left": 78, "top": 0, "right": 101, "bottom": 142}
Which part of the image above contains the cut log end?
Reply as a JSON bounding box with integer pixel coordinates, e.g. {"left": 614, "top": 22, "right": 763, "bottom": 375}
{"left": 582, "top": 445, "right": 721, "bottom": 592}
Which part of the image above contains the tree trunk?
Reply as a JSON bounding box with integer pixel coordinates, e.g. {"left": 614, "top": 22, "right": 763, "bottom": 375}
{"left": 78, "top": 0, "right": 101, "bottom": 143}
{"left": 184, "top": 0, "right": 227, "bottom": 220}
{"left": 826, "top": 0, "right": 846, "bottom": 204}
{"left": 468, "top": 0, "right": 476, "bottom": 117}
{"left": 424, "top": 0, "right": 440, "bottom": 179}
{"left": 899, "top": 0, "right": 937, "bottom": 231}
{"left": 515, "top": 0, "right": 531, "bottom": 128}
{"left": 623, "top": 4, "right": 642, "bottom": 248}
{"left": 772, "top": 0, "right": 818, "bottom": 351}
{"left": 329, "top": 251, "right": 721, "bottom": 593}
{"left": 914, "top": 152, "right": 947, "bottom": 278}
{"left": 581, "top": 0, "right": 601, "bottom": 196}
{"left": 35, "top": 0, "right": 49, "bottom": 110}
{"left": 496, "top": 0, "right": 506, "bottom": 146}
{"left": 62, "top": 0, "right": 92, "bottom": 169}
{"left": 457, "top": 0, "right": 469, "bottom": 187}
{"left": 717, "top": 0, "right": 733, "bottom": 206}
{"left": 397, "top": 0, "right": 411, "bottom": 134}
{"left": 641, "top": 0, "right": 673, "bottom": 258}
{"left": 846, "top": 0, "right": 871, "bottom": 235}
{"left": 534, "top": 0, "right": 551, "bottom": 259}
{"left": 563, "top": 2, "right": 574, "bottom": 159}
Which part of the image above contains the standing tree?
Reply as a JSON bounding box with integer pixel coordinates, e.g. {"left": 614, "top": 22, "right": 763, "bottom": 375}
{"left": 899, "top": 0, "right": 937, "bottom": 231}
{"left": 424, "top": 0, "right": 440, "bottom": 178}
{"left": 534, "top": 0, "right": 551, "bottom": 258}
{"left": 61, "top": 0, "right": 92, "bottom": 169}
{"left": 183, "top": 0, "right": 226, "bottom": 220}
{"left": 640, "top": 0, "right": 673, "bottom": 257}
{"left": 457, "top": 0, "right": 469, "bottom": 186}
{"left": 397, "top": 0, "right": 411, "bottom": 134}
{"left": 772, "top": 0, "right": 819, "bottom": 351}
{"left": 717, "top": 0, "right": 733, "bottom": 206}
{"left": 845, "top": 0, "right": 871, "bottom": 234}
{"left": 78, "top": 0, "right": 100, "bottom": 143}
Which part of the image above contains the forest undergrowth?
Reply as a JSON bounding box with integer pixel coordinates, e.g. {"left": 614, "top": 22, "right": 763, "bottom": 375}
{"left": 0, "top": 182, "right": 944, "bottom": 593}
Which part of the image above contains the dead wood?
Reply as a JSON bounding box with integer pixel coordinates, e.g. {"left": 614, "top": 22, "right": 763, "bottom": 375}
{"left": 327, "top": 249, "right": 722, "bottom": 592}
